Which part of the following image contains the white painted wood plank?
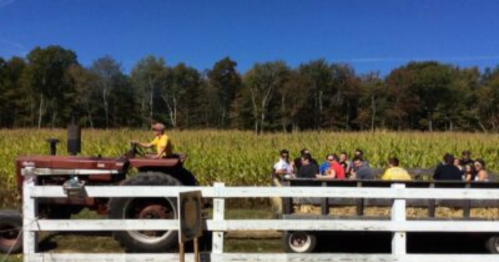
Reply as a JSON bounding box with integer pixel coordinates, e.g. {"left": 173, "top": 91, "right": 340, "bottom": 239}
{"left": 29, "top": 219, "right": 499, "bottom": 232}
{"left": 212, "top": 183, "right": 225, "bottom": 254}
{"left": 215, "top": 220, "right": 499, "bottom": 232}
{"left": 29, "top": 185, "right": 499, "bottom": 200}
{"left": 23, "top": 167, "right": 38, "bottom": 261}
{"left": 391, "top": 183, "right": 406, "bottom": 255}
{"left": 26, "top": 253, "right": 499, "bottom": 262}
{"left": 27, "top": 219, "right": 179, "bottom": 231}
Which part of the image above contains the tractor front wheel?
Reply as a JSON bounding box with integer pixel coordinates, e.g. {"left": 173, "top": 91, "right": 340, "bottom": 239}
{"left": 0, "top": 210, "right": 22, "bottom": 254}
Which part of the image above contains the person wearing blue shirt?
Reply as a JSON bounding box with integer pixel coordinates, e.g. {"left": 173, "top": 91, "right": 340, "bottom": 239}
{"left": 319, "top": 154, "right": 334, "bottom": 176}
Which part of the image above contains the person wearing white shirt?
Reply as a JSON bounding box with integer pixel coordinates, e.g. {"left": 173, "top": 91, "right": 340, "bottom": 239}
{"left": 271, "top": 149, "right": 294, "bottom": 215}
{"left": 273, "top": 149, "right": 294, "bottom": 183}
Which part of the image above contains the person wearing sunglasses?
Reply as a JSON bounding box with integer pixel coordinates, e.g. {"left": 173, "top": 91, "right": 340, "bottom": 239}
{"left": 273, "top": 149, "right": 294, "bottom": 184}
{"left": 317, "top": 154, "right": 345, "bottom": 180}
{"left": 474, "top": 158, "right": 489, "bottom": 182}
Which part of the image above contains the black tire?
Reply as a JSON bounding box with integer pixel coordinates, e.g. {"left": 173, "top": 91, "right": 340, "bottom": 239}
{"left": 282, "top": 231, "right": 317, "bottom": 253}
{"left": 0, "top": 210, "right": 22, "bottom": 254}
{"left": 486, "top": 235, "right": 499, "bottom": 254}
{"left": 108, "top": 172, "right": 181, "bottom": 253}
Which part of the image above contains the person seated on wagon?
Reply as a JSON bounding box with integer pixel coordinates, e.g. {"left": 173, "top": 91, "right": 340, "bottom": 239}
{"left": 132, "top": 122, "right": 173, "bottom": 159}
{"left": 294, "top": 148, "right": 318, "bottom": 172}
{"left": 317, "top": 154, "right": 345, "bottom": 180}
{"left": 433, "top": 154, "right": 461, "bottom": 180}
{"left": 350, "top": 156, "right": 373, "bottom": 180}
{"left": 339, "top": 151, "right": 353, "bottom": 177}
{"left": 352, "top": 149, "right": 369, "bottom": 171}
{"left": 273, "top": 149, "right": 294, "bottom": 185}
{"left": 297, "top": 153, "right": 319, "bottom": 179}
{"left": 459, "top": 150, "right": 474, "bottom": 166}
{"left": 474, "top": 158, "right": 490, "bottom": 182}
{"left": 319, "top": 154, "right": 333, "bottom": 176}
{"left": 463, "top": 163, "right": 476, "bottom": 182}
{"left": 381, "top": 157, "right": 411, "bottom": 181}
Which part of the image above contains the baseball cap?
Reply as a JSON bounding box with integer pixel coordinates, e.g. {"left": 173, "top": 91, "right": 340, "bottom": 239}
{"left": 151, "top": 123, "right": 165, "bottom": 131}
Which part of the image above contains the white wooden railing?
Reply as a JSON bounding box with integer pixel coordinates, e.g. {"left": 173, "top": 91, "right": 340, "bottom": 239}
{"left": 22, "top": 175, "right": 499, "bottom": 262}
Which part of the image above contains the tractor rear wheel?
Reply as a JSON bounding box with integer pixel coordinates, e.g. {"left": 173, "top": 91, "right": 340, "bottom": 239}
{"left": 0, "top": 210, "right": 22, "bottom": 254}
{"left": 108, "top": 172, "right": 181, "bottom": 253}
{"left": 486, "top": 235, "right": 499, "bottom": 254}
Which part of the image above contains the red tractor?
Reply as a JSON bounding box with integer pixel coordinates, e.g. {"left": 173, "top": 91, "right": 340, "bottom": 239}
{"left": 0, "top": 121, "right": 200, "bottom": 254}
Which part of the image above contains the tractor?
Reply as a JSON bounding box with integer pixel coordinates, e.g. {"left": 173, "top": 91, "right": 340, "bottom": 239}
{"left": 0, "top": 120, "right": 201, "bottom": 254}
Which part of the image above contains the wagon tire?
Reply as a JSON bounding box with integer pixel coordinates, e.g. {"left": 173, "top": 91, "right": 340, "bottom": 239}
{"left": 108, "top": 172, "right": 181, "bottom": 253}
{"left": 486, "top": 235, "right": 499, "bottom": 254}
{"left": 282, "top": 231, "right": 316, "bottom": 253}
{"left": 0, "top": 210, "right": 22, "bottom": 254}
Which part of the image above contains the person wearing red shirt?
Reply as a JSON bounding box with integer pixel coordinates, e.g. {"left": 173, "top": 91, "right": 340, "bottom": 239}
{"left": 317, "top": 154, "right": 345, "bottom": 180}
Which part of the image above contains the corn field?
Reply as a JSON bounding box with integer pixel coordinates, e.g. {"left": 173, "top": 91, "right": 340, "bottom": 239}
{"left": 1, "top": 129, "right": 499, "bottom": 208}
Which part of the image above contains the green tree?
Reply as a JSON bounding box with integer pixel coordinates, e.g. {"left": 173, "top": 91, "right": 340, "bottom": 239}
{"left": 327, "top": 64, "right": 360, "bottom": 130}
{"left": 298, "top": 59, "right": 332, "bottom": 130}
{"left": 277, "top": 70, "right": 308, "bottom": 132}
{"left": 354, "top": 73, "right": 386, "bottom": 131}
{"left": 159, "top": 63, "right": 201, "bottom": 128}
{"left": 477, "top": 67, "right": 499, "bottom": 131}
{"left": 131, "top": 55, "right": 167, "bottom": 125}
{"left": 243, "top": 61, "right": 290, "bottom": 134}
{"left": 2, "top": 57, "right": 31, "bottom": 127}
{"left": 67, "top": 65, "right": 99, "bottom": 128}
{"left": 207, "top": 57, "right": 241, "bottom": 128}
{"left": 90, "top": 56, "right": 123, "bottom": 128}
{"left": 24, "top": 46, "right": 78, "bottom": 128}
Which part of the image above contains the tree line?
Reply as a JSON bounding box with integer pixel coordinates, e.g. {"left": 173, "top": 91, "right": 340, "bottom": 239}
{"left": 1, "top": 45, "right": 499, "bottom": 133}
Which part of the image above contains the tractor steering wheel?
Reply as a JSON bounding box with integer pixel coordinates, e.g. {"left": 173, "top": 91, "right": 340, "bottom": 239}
{"left": 130, "top": 142, "right": 146, "bottom": 157}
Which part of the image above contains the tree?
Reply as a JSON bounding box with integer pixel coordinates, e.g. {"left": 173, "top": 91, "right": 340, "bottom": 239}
{"left": 90, "top": 56, "right": 123, "bottom": 128}
{"left": 24, "top": 46, "right": 78, "bottom": 128}
{"left": 298, "top": 59, "right": 332, "bottom": 130}
{"left": 131, "top": 55, "right": 167, "bottom": 125}
{"left": 277, "top": 70, "right": 308, "bottom": 132}
{"left": 243, "top": 61, "right": 290, "bottom": 134}
{"left": 385, "top": 62, "right": 453, "bottom": 131}
{"left": 355, "top": 73, "right": 386, "bottom": 131}
{"left": 327, "top": 64, "right": 359, "bottom": 130}
{"left": 476, "top": 67, "right": 499, "bottom": 131}
{"left": 0, "top": 57, "right": 33, "bottom": 127}
{"left": 207, "top": 57, "right": 241, "bottom": 128}
{"left": 67, "top": 65, "right": 99, "bottom": 128}
{"left": 159, "top": 63, "right": 201, "bottom": 128}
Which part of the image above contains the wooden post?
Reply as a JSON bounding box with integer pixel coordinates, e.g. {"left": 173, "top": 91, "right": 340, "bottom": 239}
{"left": 179, "top": 241, "right": 185, "bottom": 262}
{"left": 22, "top": 165, "right": 38, "bottom": 262}
{"left": 212, "top": 182, "right": 225, "bottom": 254}
{"left": 428, "top": 182, "right": 436, "bottom": 218}
{"left": 356, "top": 181, "right": 364, "bottom": 216}
{"left": 194, "top": 237, "right": 199, "bottom": 262}
{"left": 282, "top": 180, "right": 292, "bottom": 215}
{"left": 391, "top": 183, "right": 406, "bottom": 255}
{"left": 321, "top": 182, "right": 329, "bottom": 215}
{"left": 463, "top": 183, "right": 471, "bottom": 218}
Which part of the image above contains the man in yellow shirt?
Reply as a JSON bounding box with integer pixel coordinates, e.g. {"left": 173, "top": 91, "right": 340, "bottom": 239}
{"left": 382, "top": 157, "right": 412, "bottom": 180}
{"left": 133, "top": 122, "right": 172, "bottom": 158}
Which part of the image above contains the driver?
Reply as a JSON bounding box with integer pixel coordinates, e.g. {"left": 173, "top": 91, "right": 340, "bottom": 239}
{"left": 133, "top": 122, "right": 172, "bottom": 159}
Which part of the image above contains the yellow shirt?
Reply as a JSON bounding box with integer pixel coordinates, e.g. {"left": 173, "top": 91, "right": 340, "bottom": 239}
{"left": 381, "top": 167, "right": 411, "bottom": 181}
{"left": 150, "top": 134, "right": 172, "bottom": 157}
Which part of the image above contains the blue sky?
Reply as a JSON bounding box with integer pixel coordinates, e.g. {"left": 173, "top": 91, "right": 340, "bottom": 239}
{"left": 1, "top": 0, "right": 499, "bottom": 75}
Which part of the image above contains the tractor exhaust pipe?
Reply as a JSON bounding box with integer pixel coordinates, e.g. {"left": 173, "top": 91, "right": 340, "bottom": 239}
{"left": 67, "top": 113, "right": 81, "bottom": 156}
{"left": 46, "top": 138, "right": 60, "bottom": 155}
